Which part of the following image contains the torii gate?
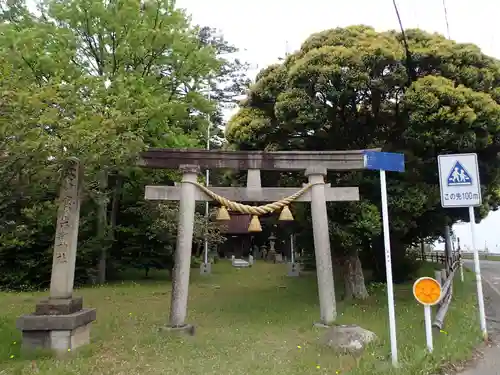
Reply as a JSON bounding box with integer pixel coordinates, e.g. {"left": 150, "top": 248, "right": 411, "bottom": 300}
{"left": 139, "top": 149, "right": 370, "bottom": 331}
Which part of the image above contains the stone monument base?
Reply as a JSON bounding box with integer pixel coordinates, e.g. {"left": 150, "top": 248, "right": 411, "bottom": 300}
{"left": 287, "top": 262, "right": 300, "bottom": 277}
{"left": 200, "top": 262, "right": 211, "bottom": 275}
{"left": 16, "top": 308, "right": 96, "bottom": 354}
{"left": 35, "top": 296, "right": 83, "bottom": 315}
{"left": 159, "top": 323, "right": 196, "bottom": 336}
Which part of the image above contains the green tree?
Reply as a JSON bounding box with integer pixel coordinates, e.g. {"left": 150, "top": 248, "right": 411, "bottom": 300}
{"left": 226, "top": 25, "right": 500, "bottom": 298}
{"left": 0, "top": 0, "right": 245, "bottom": 288}
{"left": 112, "top": 201, "right": 225, "bottom": 278}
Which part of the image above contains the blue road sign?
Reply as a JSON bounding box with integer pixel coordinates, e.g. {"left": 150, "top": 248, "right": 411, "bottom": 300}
{"left": 446, "top": 161, "right": 472, "bottom": 186}
{"left": 363, "top": 151, "right": 405, "bottom": 173}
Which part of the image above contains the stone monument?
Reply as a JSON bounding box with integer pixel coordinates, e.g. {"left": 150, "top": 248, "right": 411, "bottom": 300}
{"left": 199, "top": 261, "right": 211, "bottom": 275}
{"left": 16, "top": 158, "right": 96, "bottom": 354}
{"left": 268, "top": 233, "right": 278, "bottom": 262}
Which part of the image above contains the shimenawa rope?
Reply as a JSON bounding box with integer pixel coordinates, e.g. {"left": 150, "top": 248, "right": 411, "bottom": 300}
{"left": 184, "top": 181, "right": 323, "bottom": 216}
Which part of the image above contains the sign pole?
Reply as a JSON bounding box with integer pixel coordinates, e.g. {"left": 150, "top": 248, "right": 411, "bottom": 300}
{"left": 460, "top": 258, "right": 465, "bottom": 283}
{"left": 413, "top": 277, "right": 441, "bottom": 353}
{"left": 453, "top": 236, "right": 464, "bottom": 283}
{"left": 380, "top": 170, "right": 398, "bottom": 367}
{"left": 437, "top": 153, "right": 486, "bottom": 340}
{"left": 364, "top": 151, "right": 404, "bottom": 368}
{"left": 424, "top": 305, "right": 433, "bottom": 352}
{"left": 459, "top": 238, "right": 465, "bottom": 283}
{"left": 469, "top": 206, "right": 488, "bottom": 340}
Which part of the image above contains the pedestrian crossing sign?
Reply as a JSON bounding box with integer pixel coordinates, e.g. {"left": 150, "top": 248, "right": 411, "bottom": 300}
{"left": 447, "top": 161, "right": 472, "bottom": 186}
{"left": 437, "top": 153, "right": 481, "bottom": 208}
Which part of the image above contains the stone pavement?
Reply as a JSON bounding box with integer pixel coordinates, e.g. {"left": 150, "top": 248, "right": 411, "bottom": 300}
{"left": 458, "top": 261, "right": 500, "bottom": 375}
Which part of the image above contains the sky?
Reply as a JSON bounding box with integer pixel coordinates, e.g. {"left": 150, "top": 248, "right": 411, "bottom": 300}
{"left": 176, "top": 0, "right": 500, "bottom": 252}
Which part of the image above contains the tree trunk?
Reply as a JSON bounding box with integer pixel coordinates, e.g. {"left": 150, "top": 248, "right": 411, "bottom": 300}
{"left": 106, "top": 175, "right": 122, "bottom": 280}
{"left": 343, "top": 252, "right": 369, "bottom": 300}
{"left": 194, "top": 242, "right": 202, "bottom": 257}
{"left": 97, "top": 170, "right": 108, "bottom": 284}
{"left": 109, "top": 176, "right": 122, "bottom": 240}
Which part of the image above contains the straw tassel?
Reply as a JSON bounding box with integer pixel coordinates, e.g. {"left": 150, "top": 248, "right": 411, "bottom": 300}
{"left": 216, "top": 206, "right": 231, "bottom": 221}
{"left": 248, "top": 215, "right": 262, "bottom": 232}
{"left": 278, "top": 205, "right": 294, "bottom": 221}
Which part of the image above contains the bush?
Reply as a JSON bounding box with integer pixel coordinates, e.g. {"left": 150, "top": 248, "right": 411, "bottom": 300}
{"left": 393, "top": 253, "right": 421, "bottom": 283}
{"left": 300, "top": 252, "right": 316, "bottom": 270}
{"left": 191, "top": 256, "right": 202, "bottom": 268}
{"left": 0, "top": 201, "right": 56, "bottom": 291}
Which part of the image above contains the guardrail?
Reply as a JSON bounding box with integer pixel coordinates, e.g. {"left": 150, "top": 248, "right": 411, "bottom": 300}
{"left": 432, "top": 259, "right": 460, "bottom": 330}
{"left": 423, "top": 250, "right": 500, "bottom": 262}
{"left": 421, "top": 251, "right": 461, "bottom": 271}
{"left": 418, "top": 251, "right": 462, "bottom": 330}
{"left": 423, "top": 252, "right": 446, "bottom": 264}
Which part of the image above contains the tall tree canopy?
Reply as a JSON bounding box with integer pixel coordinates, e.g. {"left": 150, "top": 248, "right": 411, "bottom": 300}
{"left": 226, "top": 25, "right": 500, "bottom": 295}
{"left": 0, "top": 0, "right": 246, "bottom": 288}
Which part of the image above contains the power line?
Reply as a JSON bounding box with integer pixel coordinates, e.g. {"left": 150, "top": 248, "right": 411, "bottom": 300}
{"left": 392, "top": 0, "right": 415, "bottom": 86}
{"left": 442, "top": 0, "right": 451, "bottom": 39}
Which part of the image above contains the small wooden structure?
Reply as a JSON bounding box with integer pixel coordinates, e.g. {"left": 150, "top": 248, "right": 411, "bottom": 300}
{"left": 218, "top": 212, "right": 252, "bottom": 258}
{"left": 217, "top": 212, "right": 291, "bottom": 258}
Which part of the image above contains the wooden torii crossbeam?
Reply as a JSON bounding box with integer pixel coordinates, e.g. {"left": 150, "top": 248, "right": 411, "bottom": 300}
{"left": 139, "top": 148, "right": 372, "bottom": 331}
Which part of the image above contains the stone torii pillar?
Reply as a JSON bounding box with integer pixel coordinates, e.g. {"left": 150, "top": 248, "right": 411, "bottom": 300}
{"left": 146, "top": 169, "right": 359, "bottom": 329}
{"left": 169, "top": 165, "right": 199, "bottom": 328}
{"left": 306, "top": 166, "right": 336, "bottom": 324}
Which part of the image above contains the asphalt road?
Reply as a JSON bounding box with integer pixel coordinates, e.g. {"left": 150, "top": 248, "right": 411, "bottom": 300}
{"left": 458, "top": 260, "right": 500, "bottom": 375}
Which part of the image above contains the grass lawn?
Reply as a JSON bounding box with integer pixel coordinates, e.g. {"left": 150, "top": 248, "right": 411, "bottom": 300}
{"left": 0, "top": 261, "right": 481, "bottom": 375}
